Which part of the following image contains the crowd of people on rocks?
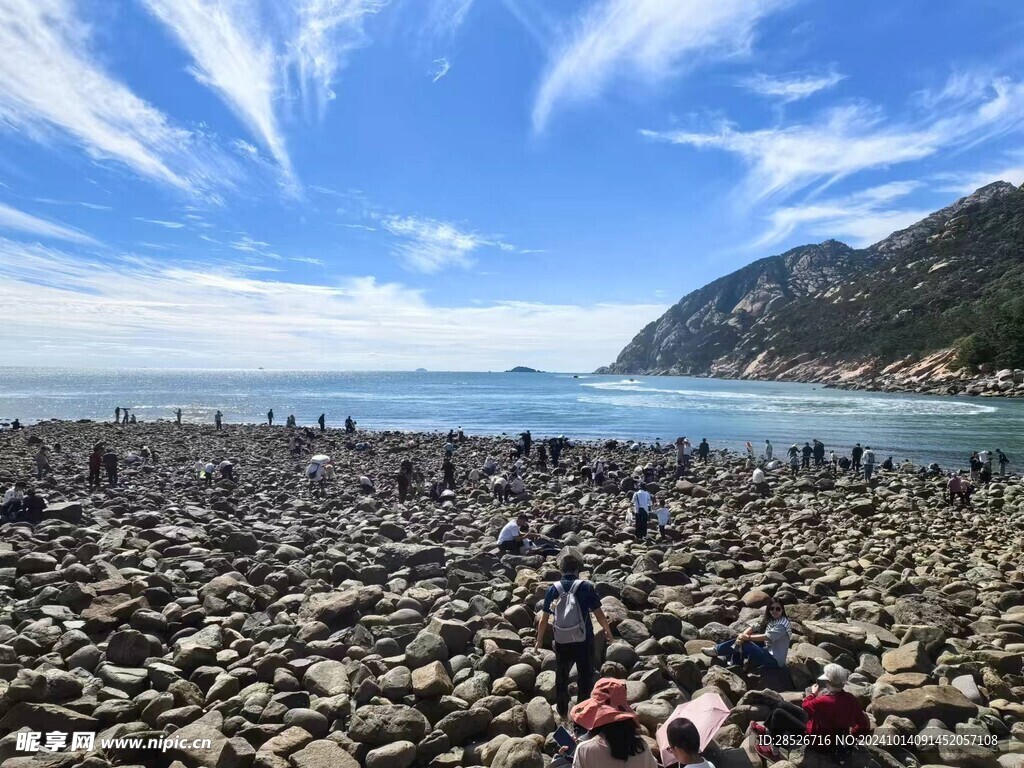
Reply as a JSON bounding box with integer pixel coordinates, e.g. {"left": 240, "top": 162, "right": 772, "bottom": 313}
{"left": 533, "top": 549, "right": 871, "bottom": 767}
{"left": 4, "top": 412, "right": 1016, "bottom": 765}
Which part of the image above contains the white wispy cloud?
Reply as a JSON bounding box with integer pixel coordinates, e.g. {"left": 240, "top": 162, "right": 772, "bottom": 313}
{"left": 135, "top": 217, "right": 186, "bottom": 229}
{"left": 382, "top": 215, "right": 513, "bottom": 273}
{"left": 144, "top": 0, "right": 385, "bottom": 188}
{"left": 143, "top": 0, "right": 293, "bottom": 185}
{"left": 425, "top": 0, "right": 475, "bottom": 39}
{"left": 230, "top": 235, "right": 272, "bottom": 253}
{"left": 533, "top": 0, "right": 786, "bottom": 132}
{"left": 642, "top": 74, "right": 1024, "bottom": 199}
{"left": 0, "top": 202, "right": 97, "bottom": 244}
{"left": 754, "top": 181, "right": 932, "bottom": 248}
{"left": 430, "top": 58, "right": 452, "bottom": 82}
{"left": 0, "top": 238, "right": 665, "bottom": 370}
{"left": 933, "top": 154, "right": 1024, "bottom": 195}
{"left": 34, "top": 198, "right": 113, "bottom": 211}
{"left": 287, "top": 0, "right": 387, "bottom": 120}
{"left": 0, "top": 0, "right": 236, "bottom": 195}
{"left": 738, "top": 68, "right": 844, "bottom": 103}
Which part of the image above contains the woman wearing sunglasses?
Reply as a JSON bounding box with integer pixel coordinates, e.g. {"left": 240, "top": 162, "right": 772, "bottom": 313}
{"left": 702, "top": 599, "right": 790, "bottom": 669}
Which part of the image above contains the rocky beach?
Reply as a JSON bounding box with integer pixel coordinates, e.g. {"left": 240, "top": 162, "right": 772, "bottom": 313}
{"left": 1, "top": 420, "right": 1023, "bottom": 768}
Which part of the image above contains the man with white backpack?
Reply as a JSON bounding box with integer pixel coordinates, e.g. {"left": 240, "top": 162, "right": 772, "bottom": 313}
{"left": 534, "top": 550, "right": 614, "bottom": 719}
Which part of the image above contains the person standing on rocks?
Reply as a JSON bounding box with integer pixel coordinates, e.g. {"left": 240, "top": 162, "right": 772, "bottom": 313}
{"left": 764, "top": 439, "right": 773, "bottom": 462}
{"left": 851, "top": 443, "right": 863, "bottom": 473}
{"left": 703, "top": 597, "right": 790, "bottom": 668}
{"left": 697, "top": 438, "right": 710, "bottom": 463}
{"left": 442, "top": 455, "right": 456, "bottom": 490}
{"left": 979, "top": 448, "right": 992, "bottom": 473}
{"left": 534, "top": 551, "right": 614, "bottom": 720}
{"left": 788, "top": 448, "right": 799, "bottom": 476}
{"left": 551, "top": 436, "right": 566, "bottom": 467}
{"left": 175, "top": 408, "right": 182, "bottom": 425}
{"left": 829, "top": 450, "right": 838, "bottom": 475}
{"left": 34, "top": 446, "right": 51, "bottom": 480}
{"left": 947, "top": 473, "right": 964, "bottom": 506}
{"left": 102, "top": 448, "right": 118, "bottom": 486}
{"left": 396, "top": 464, "right": 413, "bottom": 502}
{"left": 492, "top": 473, "right": 510, "bottom": 503}
{"left": 215, "top": 410, "right": 223, "bottom": 431}
{"left": 267, "top": 409, "right": 274, "bottom": 426}
{"left": 997, "top": 449, "right": 1009, "bottom": 476}
{"left": 631, "top": 482, "right": 652, "bottom": 541}
{"left": 521, "top": 430, "right": 532, "bottom": 457}
{"left": 536, "top": 443, "right": 548, "bottom": 470}
{"left": 800, "top": 442, "right": 812, "bottom": 470}
{"left": 318, "top": 413, "right": 325, "bottom": 431}
{"left": 592, "top": 457, "right": 607, "bottom": 486}
{"left": 122, "top": 409, "right": 129, "bottom": 425}
{"left": 115, "top": 406, "right": 120, "bottom": 423}
{"left": 88, "top": 444, "right": 102, "bottom": 489}
{"left": 862, "top": 446, "right": 876, "bottom": 481}
{"left": 345, "top": 415, "right": 356, "bottom": 433}
{"left": 812, "top": 439, "right": 825, "bottom": 467}
{"left": 752, "top": 465, "right": 770, "bottom": 498}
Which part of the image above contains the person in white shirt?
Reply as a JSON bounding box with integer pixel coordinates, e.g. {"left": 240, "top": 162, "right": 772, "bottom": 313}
{"left": 2, "top": 482, "right": 26, "bottom": 520}
{"left": 655, "top": 506, "right": 671, "bottom": 538}
{"left": 631, "top": 483, "right": 652, "bottom": 540}
{"left": 498, "top": 513, "right": 534, "bottom": 553}
{"left": 664, "top": 718, "right": 715, "bottom": 768}
{"left": 492, "top": 474, "right": 509, "bottom": 503}
{"left": 508, "top": 473, "right": 526, "bottom": 497}
{"left": 752, "top": 467, "right": 770, "bottom": 497}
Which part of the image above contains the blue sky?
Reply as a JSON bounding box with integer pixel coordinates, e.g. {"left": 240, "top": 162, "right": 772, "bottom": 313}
{"left": 1, "top": 0, "right": 1023, "bottom": 371}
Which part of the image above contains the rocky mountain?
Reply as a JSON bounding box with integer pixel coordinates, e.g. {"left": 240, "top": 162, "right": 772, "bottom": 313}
{"left": 598, "top": 181, "right": 1024, "bottom": 395}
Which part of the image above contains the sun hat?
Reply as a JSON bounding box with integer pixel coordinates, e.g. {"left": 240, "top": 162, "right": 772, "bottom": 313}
{"left": 817, "top": 663, "right": 849, "bottom": 690}
{"left": 570, "top": 678, "right": 639, "bottom": 731}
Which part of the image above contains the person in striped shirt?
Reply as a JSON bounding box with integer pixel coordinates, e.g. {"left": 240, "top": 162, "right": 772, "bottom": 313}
{"left": 702, "top": 598, "right": 791, "bottom": 668}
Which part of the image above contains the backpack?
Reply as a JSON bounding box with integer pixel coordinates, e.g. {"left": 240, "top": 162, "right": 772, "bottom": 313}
{"left": 552, "top": 580, "right": 588, "bottom": 644}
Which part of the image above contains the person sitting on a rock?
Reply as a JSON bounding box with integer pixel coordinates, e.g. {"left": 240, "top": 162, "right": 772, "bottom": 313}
{"left": 703, "top": 597, "right": 790, "bottom": 669}
{"left": 750, "top": 663, "right": 870, "bottom": 761}
{"left": 664, "top": 718, "right": 714, "bottom": 768}
{"left": 497, "top": 513, "right": 536, "bottom": 553}
{"left": 2, "top": 481, "right": 26, "bottom": 520}
{"left": 558, "top": 678, "right": 653, "bottom": 768}
{"left": 358, "top": 474, "right": 374, "bottom": 494}
{"left": 508, "top": 471, "right": 527, "bottom": 499}
{"left": 483, "top": 455, "right": 498, "bottom": 476}
{"left": 218, "top": 459, "right": 235, "bottom": 481}
{"left": 22, "top": 488, "right": 46, "bottom": 521}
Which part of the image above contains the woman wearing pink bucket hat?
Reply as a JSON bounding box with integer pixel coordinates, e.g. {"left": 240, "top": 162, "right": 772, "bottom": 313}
{"left": 568, "top": 678, "right": 656, "bottom": 768}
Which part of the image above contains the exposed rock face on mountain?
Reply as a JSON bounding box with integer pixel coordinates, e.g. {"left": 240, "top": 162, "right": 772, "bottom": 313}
{"left": 598, "top": 182, "right": 1024, "bottom": 395}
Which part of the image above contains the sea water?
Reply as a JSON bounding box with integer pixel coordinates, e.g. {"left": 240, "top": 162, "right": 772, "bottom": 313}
{"left": 0, "top": 367, "right": 1019, "bottom": 470}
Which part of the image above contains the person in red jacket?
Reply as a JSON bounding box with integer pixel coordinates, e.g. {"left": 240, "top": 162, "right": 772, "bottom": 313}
{"left": 752, "top": 664, "right": 870, "bottom": 759}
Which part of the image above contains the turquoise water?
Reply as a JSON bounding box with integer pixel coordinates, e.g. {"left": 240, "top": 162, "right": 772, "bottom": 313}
{"left": 0, "top": 368, "right": 1019, "bottom": 470}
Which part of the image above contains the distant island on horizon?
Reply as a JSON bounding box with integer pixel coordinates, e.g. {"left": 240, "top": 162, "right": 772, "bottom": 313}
{"left": 505, "top": 366, "right": 543, "bottom": 373}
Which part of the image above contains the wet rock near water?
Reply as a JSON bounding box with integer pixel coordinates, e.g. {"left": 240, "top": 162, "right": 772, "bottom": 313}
{"left": 1, "top": 421, "right": 1024, "bottom": 768}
